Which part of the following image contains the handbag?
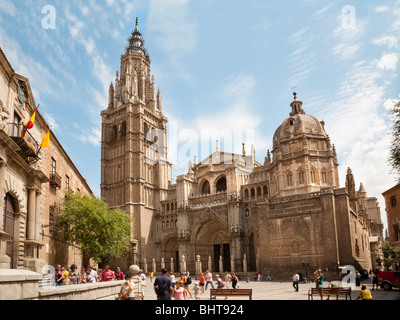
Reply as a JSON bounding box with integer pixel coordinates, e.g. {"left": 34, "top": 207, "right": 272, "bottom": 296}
{"left": 120, "top": 294, "right": 129, "bottom": 300}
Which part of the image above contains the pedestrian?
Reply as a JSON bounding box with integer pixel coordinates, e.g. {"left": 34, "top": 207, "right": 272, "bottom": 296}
{"left": 293, "top": 271, "right": 299, "bottom": 292}
{"left": 80, "top": 268, "right": 87, "bottom": 284}
{"left": 356, "top": 285, "right": 373, "bottom": 300}
{"left": 154, "top": 268, "right": 173, "bottom": 300}
{"left": 205, "top": 270, "right": 214, "bottom": 290}
{"left": 169, "top": 271, "right": 176, "bottom": 289}
{"left": 69, "top": 264, "right": 80, "bottom": 284}
{"left": 149, "top": 271, "right": 154, "bottom": 282}
{"left": 314, "top": 269, "right": 324, "bottom": 300}
{"left": 119, "top": 274, "right": 135, "bottom": 300}
{"left": 182, "top": 272, "right": 193, "bottom": 299}
{"left": 87, "top": 266, "right": 98, "bottom": 283}
{"left": 199, "top": 272, "right": 205, "bottom": 293}
{"left": 101, "top": 265, "right": 115, "bottom": 282}
{"left": 265, "top": 270, "right": 272, "bottom": 281}
{"left": 356, "top": 271, "right": 361, "bottom": 287}
{"left": 59, "top": 266, "right": 69, "bottom": 285}
{"left": 224, "top": 271, "right": 232, "bottom": 289}
{"left": 193, "top": 281, "right": 201, "bottom": 300}
{"left": 55, "top": 265, "right": 63, "bottom": 286}
{"left": 173, "top": 281, "right": 186, "bottom": 300}
{"left": 115, "top": 267, "right": 124, "bottom": 281}
{"left": 372, "top": 269, "right": 379, "bottom": 290}
{"left": 217, "top": 278, "right": 225, "bottom": 289}
{"left": 138, "top": 269, "right": 147, "bottom": 297}
{"left": 231, "top": 273, "right": 239, "bottom": 289}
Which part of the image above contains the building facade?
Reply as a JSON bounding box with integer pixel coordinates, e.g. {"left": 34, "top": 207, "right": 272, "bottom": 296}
{"left": 0, "top": 47, "right": 92, "bottom": 271}
{"left": 101, "top": 21, "right": 381, "bottom": 279}
{"left": 382, "top": 185, "right": 400, "bottom": 261}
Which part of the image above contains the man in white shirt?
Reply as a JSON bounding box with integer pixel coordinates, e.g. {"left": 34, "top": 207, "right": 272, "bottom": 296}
{"left": 293, "top": 272, "right": 300, "bottom": 292}
{"left": 87, "top": 266, "right": 98, "bottom": 283}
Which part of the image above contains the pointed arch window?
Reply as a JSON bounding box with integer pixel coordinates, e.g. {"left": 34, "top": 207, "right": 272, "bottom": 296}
{"left": 287, "top": 173, "right": 293, "bottom": 187}
{"left": 299, "top": 171, "right": 305, "bottom": 185}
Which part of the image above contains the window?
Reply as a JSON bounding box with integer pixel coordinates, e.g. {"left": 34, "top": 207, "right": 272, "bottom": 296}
{"left": 51, "top": 158, "right": 56, "bottom": 175}
{"left": 201, "top": 180, "right": 210, "bottom": 194}
{"left": 299, "top": 171, "right": 304, "bottom": 185}
{"left": 13, "top": 113, "right": 21, "bottom": 137}
{"left": 287, "top": 174, "right": 293, "bottom": 187}
{"left": 65, "top": 175, "right": 69, "bottom": 191}
{"left": 216, "top": 176, "right": 227, "bottom": 192}
{"left": 310, "top": 170, "right": 316, "bottom": 183}
{"left": 321, "top": 171, "right": 327, "bottom": 184}
{"left": 49, "top": 205, "right": 56, "bottom": 235}
{"left": 391, "top": 195, "right": 397, "bottom": 207}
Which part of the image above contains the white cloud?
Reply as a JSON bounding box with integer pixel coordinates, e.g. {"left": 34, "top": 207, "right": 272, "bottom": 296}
{"left": 308, "top": 60, "right": 394, "bottom": 231}
{"left": 147, "top": 0, "right": 197, "bottom": 81}
{"left": 0, "top": 0, "right": 16, "bottom": 16}
{"left": 376, "top": 53, "right": 399, "bottom": 71}
{"left": 373, "top": 35, "right": 399, "bottom": 50}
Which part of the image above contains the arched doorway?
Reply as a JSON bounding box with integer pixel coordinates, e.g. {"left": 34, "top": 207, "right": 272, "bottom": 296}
{"left": 195, "top": 218, "right": 231, "bottom": 272}
{"left": 3, "top": 193, "right": 16, "bottom": 268}
{"left": 163, "top": 237, "right": 179, "bottom": 272}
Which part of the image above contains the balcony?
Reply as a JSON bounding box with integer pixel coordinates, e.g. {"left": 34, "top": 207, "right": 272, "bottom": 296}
{"left": 49, "top": 171, "right": 62, "bottom": 189}
{"left": 8, "top": 123, "right": 40, "bottom": 163}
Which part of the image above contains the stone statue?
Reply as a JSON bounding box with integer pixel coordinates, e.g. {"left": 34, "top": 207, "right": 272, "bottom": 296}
{"left": 0, "top": 101, "right": 9, "bottom": 131}
{"left": 17, "top": 84, "right": 26, "bottom": 110}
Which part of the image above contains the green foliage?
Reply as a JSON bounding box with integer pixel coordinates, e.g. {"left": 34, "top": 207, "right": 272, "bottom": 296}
{"left": 57, "top": 191, "right": 132, "bottom": 266}
{"left": 389, "top": 101, "right": 400, "bottom": 181}
{"left": 380, "top": 241, "right": 400, "bottom": 270}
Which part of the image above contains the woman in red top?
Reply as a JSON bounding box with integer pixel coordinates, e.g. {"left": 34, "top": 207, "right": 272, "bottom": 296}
{"left": 199, "top": 273, "right": 205, "bottom": 293}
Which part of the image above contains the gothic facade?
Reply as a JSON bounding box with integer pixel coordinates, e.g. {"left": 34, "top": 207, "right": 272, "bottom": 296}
{"left": 101, "top": 21, "right": 381, "bottom": 279}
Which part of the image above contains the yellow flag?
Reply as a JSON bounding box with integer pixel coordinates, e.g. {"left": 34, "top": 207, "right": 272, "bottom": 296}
{"left": 40, "top": 131, "right": 50, "bottom": 148}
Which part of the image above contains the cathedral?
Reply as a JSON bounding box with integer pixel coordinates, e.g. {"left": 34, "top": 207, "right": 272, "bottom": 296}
{"left": 100, "top": 20, "right": 381, "bottom": 280}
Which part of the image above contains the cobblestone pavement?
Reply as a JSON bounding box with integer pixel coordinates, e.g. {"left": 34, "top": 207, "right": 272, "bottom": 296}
{"left": 140, "top": 279, "right": 400, "bottom": 301}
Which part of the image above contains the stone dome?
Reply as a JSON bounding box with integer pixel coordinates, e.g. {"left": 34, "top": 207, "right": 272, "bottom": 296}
{"left": 273, "top": 93, "right": 327, "bottom": 147}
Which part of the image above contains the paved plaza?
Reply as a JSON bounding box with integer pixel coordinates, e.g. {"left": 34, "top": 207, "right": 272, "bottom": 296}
{"left": 140, "top": 278, "right": 400, "bottom": 301}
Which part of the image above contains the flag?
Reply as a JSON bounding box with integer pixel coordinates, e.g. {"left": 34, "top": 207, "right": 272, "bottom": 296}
{"left": 25, "top": 108, "right": 37, "bottom": 130}
{"left": 40, "top": 131, "right": 50, "bottom": 148}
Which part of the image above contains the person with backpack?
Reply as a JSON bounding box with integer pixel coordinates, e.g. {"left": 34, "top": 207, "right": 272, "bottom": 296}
{"left": 154, "top": 268, "right": 173, "bottom": 300}
{"left": 181, "top": 272, "right": 193, "bottom": 299}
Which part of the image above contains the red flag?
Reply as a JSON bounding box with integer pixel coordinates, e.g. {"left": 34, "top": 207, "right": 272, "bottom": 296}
{"left": 25, "top": 108, "right": 37, "bottom": 130}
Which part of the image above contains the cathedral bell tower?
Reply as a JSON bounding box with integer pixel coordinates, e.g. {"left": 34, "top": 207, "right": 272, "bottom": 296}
{"left": 101, "top": 18, "right": 172, "bottom": 267}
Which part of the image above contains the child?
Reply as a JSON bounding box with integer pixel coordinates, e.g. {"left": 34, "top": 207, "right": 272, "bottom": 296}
{"left": 193, "top": 281, "right": 201, "bottom": 300}
{"left": 173, "top": 281, "right": 186, "bottom": 300}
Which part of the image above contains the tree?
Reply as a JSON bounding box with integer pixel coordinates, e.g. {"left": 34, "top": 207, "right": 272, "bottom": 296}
{"left": 380, "top": 241, "right": 400, "bottom": 270}
{"left": 389, "top": 101, "right": 400, "bottom": 181}
{"left": 57, "top": 191, "right": 132, "bottom": 267}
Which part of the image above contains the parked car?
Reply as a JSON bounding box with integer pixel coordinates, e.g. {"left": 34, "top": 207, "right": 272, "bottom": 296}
{"left": 378, "top": 271, "right": 400, "bottom": 290}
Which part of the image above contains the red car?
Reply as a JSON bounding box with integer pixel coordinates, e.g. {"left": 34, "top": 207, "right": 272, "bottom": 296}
{"left": 378, "top": 271, "right": 400, "bottom": 290}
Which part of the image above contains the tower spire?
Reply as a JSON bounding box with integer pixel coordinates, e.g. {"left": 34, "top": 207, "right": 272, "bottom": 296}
{"left": 126, "top": 17, "right": 148, "bottom": 57}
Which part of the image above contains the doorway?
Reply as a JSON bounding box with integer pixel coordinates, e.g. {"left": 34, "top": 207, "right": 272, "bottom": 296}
{"left": 4, "top": 193, "right": 16, "bottom": 268}
{"left": 213, "top": 243, "right": 231, "bottom": 272}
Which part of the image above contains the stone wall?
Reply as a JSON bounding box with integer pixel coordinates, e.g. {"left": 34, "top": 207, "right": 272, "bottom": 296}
{"left": 0, "top": 269, "right": 140, "bottom": 300}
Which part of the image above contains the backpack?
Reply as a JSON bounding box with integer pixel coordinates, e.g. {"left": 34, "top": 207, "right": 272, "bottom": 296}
{"left": 186, "top": 277, "right": 192, "bottom": 284}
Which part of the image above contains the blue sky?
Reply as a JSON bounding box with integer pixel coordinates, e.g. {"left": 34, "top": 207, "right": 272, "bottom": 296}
{"left": 1, "top": 0, "right": 399, "bottom": 231}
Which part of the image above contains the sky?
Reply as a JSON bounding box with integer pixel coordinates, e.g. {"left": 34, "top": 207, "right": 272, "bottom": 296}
{"left": 0, "top": 0, "right": 399, "bottom": 232}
